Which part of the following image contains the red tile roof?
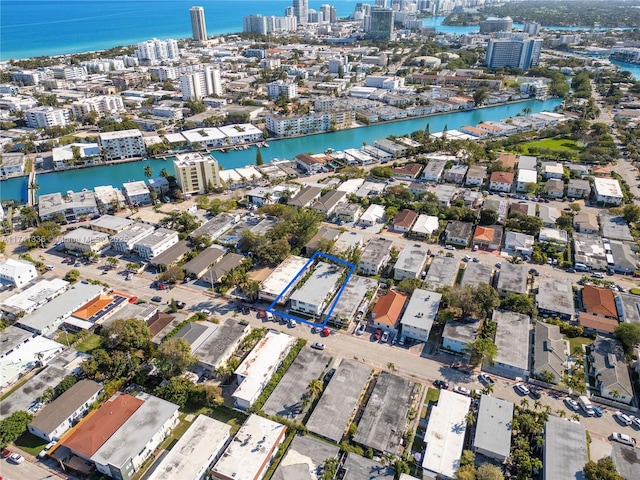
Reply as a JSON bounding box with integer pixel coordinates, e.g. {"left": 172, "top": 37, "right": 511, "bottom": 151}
{"left": 62, "top": 394, "right": 143, "bottom": 458}
{"left": 578, "top": 312, "right": 618, "bottom": 334}
{"left": 497, "top": 153, "right": 517, "bottom": 169}
{"left": 371, "top": 291, "right": 407, "bottom": 327}
{"left": 393, "top": 209, "right": 418, "bottom": 228}
{"left": 489, "top": 171, "right": 514, "bottom": 184}
{"left": 582, "top": 285, "right": 618, "bottom": 319}
{"left": 473, "top": 226, "right": 494, "bottom": 242}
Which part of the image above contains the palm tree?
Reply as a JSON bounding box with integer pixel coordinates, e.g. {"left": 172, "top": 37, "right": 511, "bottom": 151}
{"left": 523, "top": 107, "right": 532, "bottom": 117}
{"left": 556, "top": 409, "right": 566, "bottom": 418}
{"left": 534, "top": 400, "right": 542, "bottom": 411}
{"left": 571, "top": 414, "right": 580, "bottom": 422}
{"left": 160, "top": 168, "right": 169, "bottom": 178}
{"left": 481, "top": 384, "right": 494, "bottom": 396}
{"left": 465, "top": 411, "right": 476, "bottom": 426}
{"left": 543, "top": 405, "right": 552, "bottom": 415}
{"left": 307, "top": 379, "right": 323, "bottom": 399}
{"left": 610, "top": 389, "right": 621, "bottom": 400}
{"left": 144, "top": 165, "right": 153, "bottom": 178}
{"left": 520, "top": 398, "right": 529, "bottom": 409}
{"left": 386, "top": 362, "right": 395, "bottom": 371}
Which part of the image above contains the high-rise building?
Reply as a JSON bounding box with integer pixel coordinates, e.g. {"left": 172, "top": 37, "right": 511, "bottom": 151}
{"left": 244, "top": 14, "right": 268, "bottom": 34}
{"left": 320, "top": 4, "right": 337, "bottom": 23}
{"left": 135, "top": 38, "right": 179, "bottom": 63}
{"left": 173, "top": 152, "right": 222, "bottom": 194}
{"left": 180, "top": 66, "right": 222, "bottom": 101}
{"left": 293, "top": 0, "right": 308, "bottom": 25}
{"left": 369, "top": 8, "right": 394, "bottom": 42}
{"left": 479, "top": 16, "right": 513, "bottom": 34}
{"left": 190, "top": 6, "right": 208, "bottom": 41}
{"left": 523, "top": 21, "right": 541, "bottom": 35}
{"left": 485, "top": 37, "right": 543, "bottom": 70}
{"left": 375, "top": 0, "right": 387, "bottom": 7}
{"left": 25, "top": 106, "right": 70, "bottom": 129}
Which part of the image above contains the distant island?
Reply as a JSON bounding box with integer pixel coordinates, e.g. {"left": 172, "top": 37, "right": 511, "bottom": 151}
{"left": 442, "top": 12, "right": 485, "bottom": 27}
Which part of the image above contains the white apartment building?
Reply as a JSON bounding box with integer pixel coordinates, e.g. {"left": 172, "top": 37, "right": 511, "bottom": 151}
{"left": 134, "top": 228, "right": 179, "bottom": 260}
{"left": 71, "top": 95, "right": 124, "bottom": 119}
{"left": 110, "top": 223, "right": 155, "bottom": 253}
{"left": 180, "top": 66, "right": 222, "bottom": 101}
{"left": 0, "top": 258, "right": 38, "bottom": 289}
{"left": 98, "top": 129, "right": 146, "bottom": 161}
{"left": 25, "top": 106, "right": 70, "bottom": 129}
{"left": 0, "top": 152, "right": 25, "bottom": 176}
{"left": 50, "top": 66, "right": 88, "bottom": 82}
{"left": 122, "top": 181, "right": 152, "bottom": 205}
{"left": 267, "top": 80, "right": 298, "bottom": 99}
{"left": 173, "top": 152, "right": 222, "bottom": 194}
{"left": 52, "top": 143, "right": 100, "bottom": 169}
{"left": 266, "top": 112, "right": 333, "bottom": 136}
{"left": 135, "top": 38, "right": 179, "bottom": 63}
{"left": 594, "top": 177, "right": 623, "bottom": 205}
{"left": 94, "top": 185, "right": 126, "bottom": 211}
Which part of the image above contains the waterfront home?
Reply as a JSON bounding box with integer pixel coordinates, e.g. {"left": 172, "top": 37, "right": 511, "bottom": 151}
{"left": 98, "top": 129, "right": 146, "bottom": 161}
{"left": 0, "top": 152, "right": 25, "bottom": 176}
{"left": 38, "top": 191, "right": 99, "bottom": 222}
{"left": 122, "top": 181, "right": 152, "bottom": 205}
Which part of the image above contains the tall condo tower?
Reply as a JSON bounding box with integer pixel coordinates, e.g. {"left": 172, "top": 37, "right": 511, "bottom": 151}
{"left": 293, "top": 0, "right": 308, "bottom": 25}
{"left": 190, "top": 6, "right": 208, "bottom": 41}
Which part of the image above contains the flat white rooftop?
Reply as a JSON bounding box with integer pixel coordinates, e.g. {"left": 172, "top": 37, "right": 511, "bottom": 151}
{"left": 260, "top": 255, "right": 309, "bottom": 300}
{"left": 212, "top": 414, "right": 286, "bottom": 480}
{"left": 146, "top": 415, "right": 231, "bottom": 480}
{"left": 422, "top": 389, "right": 470, "bottom": 479}
{"left": 2, "top": 278, "right": 68, "bottom": 313}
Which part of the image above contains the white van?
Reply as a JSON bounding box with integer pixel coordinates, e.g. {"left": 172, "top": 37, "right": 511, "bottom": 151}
{"left": 266, "top": 311, "right": 274, "bottom": 321}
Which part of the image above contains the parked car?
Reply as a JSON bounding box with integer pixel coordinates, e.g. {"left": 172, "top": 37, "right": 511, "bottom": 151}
{"left": 45, "top": 265, "right": 55, "bottom": 270}
{"left": 472, "top": 257, "right": 480, "bottom": 263}
{"left": 380, "top": 331, "right": 389, "bottom": 343}
{"left": 529, "top": 387, "right": 542, "bottom": 399}
{"left": 591, "top": 406, "right": 604, "bottom": 417}
{"left": 265, "top": 311, "right": 274, "bottom": 321}
{"left": 433, "top": 380, "right": 449, "bottom": 390}
{"left": 592, "top": 272, "right": 605, "bottom": 279}
{"left": 614, "top": 411, "right": 633, "bottom": 426}
{"left": 462, "top": 255, "right": 471, "bottom": 262}
{"left": 176, "top": 301, "right": 186, "bottom": 309}
{"left": 311, "top": 342, "right": 325, "bottom": 350}
{"left": 514, "top": 383, "right": 530, "bottom": 395}
{"left": 356, "top": 323, "right": 366, "bottom": 335}
{"left": 1, "top": 448, "right": 11, "bottom": 458}
{"left": 451, "top": 361, "right": 463, "bottom": 369}
{"left": 8, "top": 453, "right": 24, "bottom": 464}
{"left": 631, "top": 416, "right": 640, "bottom": 429}
{"left": 288, "top": 319, "right": 297, "bottom": 328}
{"left": 151, "top": 295, "right": 162, "bottom": 302}
{"left": 565, "top": 398, "right": 580, "bottom": 411}
{"left": 610, "top": 432, "right": 636, "bottom": 446}
{"left": 445, "top": 245, "right": 455, "bottom": 250}
{"left": 128, "top": 296, "right": 139, "bottom": 304}
{"left": 453, "top": 385, "right": 471, "bottom": 396}
{"left": 126, "top": 273, "right": 133, "bottom": 281}
{"left": 38, "top": 441, "right": 56, "bottom": 458}
{"left": 374, "top": 328, "right": 382, "bottom": 340}
{"left": 567, "top": 268, "right": 577, "bottom": 273}
{"left": 479, "top": 373, "right": 495, "bottom": 385}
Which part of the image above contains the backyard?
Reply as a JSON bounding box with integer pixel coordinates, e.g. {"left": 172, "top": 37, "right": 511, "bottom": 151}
{"left": 515, "top": 136, "right": 583, "bottom": 159}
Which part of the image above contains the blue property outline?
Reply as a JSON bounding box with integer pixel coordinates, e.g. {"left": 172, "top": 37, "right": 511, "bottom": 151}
{"left": 266, "top": 251, "right": 355, "bottom": 328}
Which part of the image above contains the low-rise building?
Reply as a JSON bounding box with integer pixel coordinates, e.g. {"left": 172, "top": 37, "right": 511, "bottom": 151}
{"left": 424, "top": 255, "right": 459, "bottom": 289}
{"left": 543, "top": 416, "right": 588, "bottom": 480}
{"left": 472, "top": 225, "right": 503, "bottom": 252}
{"left": 232, "top": 331, "right": 295, "bottom": 410}
{"left": 536, "top": 278, "right": 574, "bottom": 320}
{"left": 488, "top": 171, "right": 514, "bottom": 192}
{"left": 488, "top": 310, "right": 531, "bottom": 379}
{"left": 392, "top": 209, "right": 418, "bottom": 233}
{"left": 63, "top": 228, "right": 110, "bottom": 254}
{"left": 358, "top": 237, "right": 393, "bottom": 275}
{"left": 190, "top": 213, "right": 236, "bottom": 242}
{"left": 122, "top": 180, "right": 151, "bottom": 205}
{"left": 313, "top": 190, "right": 347, "bottom": 216}
{"left": 333, "top": 231, "right": 364, "bottom": 253}
{"left": 421, "top": 159, "right": 447, "bottom": 182}
{"left": 259, "top": 255, "right": 309, "bottom": 304}
{"left": 394, "top": 244, "right": 429, "bottom": 281}
{"left": 444, "top": 164, "right": 468, "bottom": 184}
{"left": 545, "top": 178, "right": 565, "bottom": 198}
{"left": 148, "top": 240, "right": 191, "bottom": 269}
{"left": 465, "top": 165, "right": 488, "bottom": 186}
{"left": 594, "top": 177, "right": 623, "bottom": 205}
{"left": 133, "top": 228, "right": 179, "bottom": 260}
{"left": 328, "top": 275, "right": 376, "bottom": 328}
{"left": 567, "top": 178, "right": 591, "bottom": 199}
{"left": 444, "top": 221, "right": 474, "bottom": 247}
{"left": 211, "top": 415, "right": 286, "bottom": 480}
{"left": 495, "top": 263, "right": 528, "bottom": 296}
{"left": 89, "top": 215, "right": 134, "bottom": 235}
{"left": 442, "top": 319, "right": 479, "bottom": 354}
{"left": 28, "top": 380, "right": 101, "bottom": 442}
{"left": 183, "top": 246, "right": 226, "bottom": 279}
{"left": 0, "top": 152, "right": 25, "bottom": 176}
{"left": 272, "top": 435, "right": 339, "bottom": 480}
{"left": 98, "top": 129, "right": 146, "bottom": 161}
{"left": 358, "top": 203, "right": 386, "bottom": 226}
{"left": 290, "top": 262, "right": 343, "bottom": 317}
{"left": 335, "top": 203, "right": 363, "bottom": 224}
{"left": 460, "top": 263, "right": 493, "bottom": 288}
{"left": 1, "top": 278, "right": 68, "bottom": 315}
{"left": 370, "top": 290, "right": 407, "bottom": 335}
{"left": 110, "top": 223, "right": 155, "bottom": 253}
{"left": 538, "top": 227, "right": 568, "bottom": 246}
{"left": 533, "top": 322, "right": 568, "bottom": 384}
{"left": 502, "top": 231, "right": 534, "bottom": 258}
{"left": 589, "top": 336, "right": 634, "bottom": 404}
{"left": 93, "top": 185, "right": 127, "bottom": 212}
{"left": 422, "top": 390, "right": 471, "bottom": 480}
{"left": 618, "top": 292, "right": 640, "bottom": 325}
{"left": 38, "top": 191, "right": 99, "bottom": 221}
{"left": 538, "top": 205, "right": 560, "bottom": 228}
{"left": 0, "top": 258, "right": 37, "bottom": 289}
{"left": 146, "top": 415, "right": 231, "bottom": 480}
{"left": 202, "top": 253, "right": 245, "bottom": 287}
{"left": 410, "top": 214, "right": 440, "bottom": 238}
{"left": 473, "top": 395, "right": 513, "bottom": 462}
{"left": 288, "top": 186, "right": 323, "bottom": 208}
{"left": 574, "top": 233, "right": 607, "bottom": 270}
{"left": 600, "top": 214, "right": 634, "bottom": 242}
{"left": 516, "top": 169, "right": 538, "bottom": 192}
{"left": 573, "top": 212, "right": 599, "bottom": 234}
{"left": 399, "top": 289, "right": 441, "bottom": 343}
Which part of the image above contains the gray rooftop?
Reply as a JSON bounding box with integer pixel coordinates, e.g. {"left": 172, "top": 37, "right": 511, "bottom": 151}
{"left": 600, "top": 214, "right": 634, "bottom": 242}
{"left": 473, "top": 395, "right": 513, "bottom": 460}
{"left": 89, "top": 215, "right": 134, "bottom": 233}
{"left": 290, "top": 261, "right": 343, "bottom": 309}
{"left": 330, "top": 275, "right": 377, "bottom": 324}
{"left": 0, "top": 325, "right": 33, "bottom": 355}
{"left": 460, "top": 262, "right": 493, "bottom": 287}
{"left": 192, "top": 318, "right": 250, "bottom": 370}
{"left": 63, "top": 227, "right": 109, "bottom": 244}
{"left": 134, "top": 227, "right": 177, "bottom": 248}
{"left": 189, "top": 213, "right": 235, "bottom": 241}
{"left": 618, "top": 293, "right": 640, "bottom": 324}
{"left": 306, "top": 227, "right": 341, "bottom": 254}
{"left": 91, "top": 394, "right": 179, "bottom": 468}
{"left": 203, "top": 253, "right": 245, "bottom": 285}
{"left": 272, "top": 434, "right": 339, "bottom": 480}
{"left": 110, "top": 222, "right": 154, "bottom": 243}
{"left": 543, "top": 416, "right": 587, "bottom": 480}
{"left": 343, "top": 454, "right": 395, "bottom": 480}
{"left": 0, "top": 365, "right": 67, "bottom": 419}
{"left": 424, "top": 255, "right": 460, "bottom": 289}
{"left": 590, "top": 336, "right": 633, "bottom": 398}
{"left": 353, "top": 373, "right": 416, "bottom": 454}
{"left": 104, "top": 303, "right": 157, "bottom": 325}
{"left": 28, "top": 380, "right": 101, "bottom": 435}
{"left": 400, "top": 289, "right": 441, "bottom": 332}
{"left": 183, "top": 246, "right": 226, "bottom": 277}
{"left": 394, "top": 244, "right": 429, "bottom": 276}
{"left": 307, "top": 360, "right": 371, "bottom": 443}
{"left": 442, "top": 319, "right": 479, "bottom": 344}
{"left": 263, "top": 347, "right": 330, "bottom": 421}
{"left": 148, "top": 240, "right": 190, "bottom": 267}
{"left": 289, "top": 186, "right": 323, "bottom": 207}
{"left": 536, "top": 278, "right": 575, "bottom": 318}
{"left": 534, "top": 322, "right": 568, "bottom": 383}
{"left": 495, "top": 263, "right": 528, "bottom": 295}
{"left": 492, "top": 310, "right": 531, "bottom": 372}
{"left": 175, "top": 321, "right": 217, "bottom": 350}
{"left": 610, "top": 443, "right": 640, "bottom": 480}
{"left": 360, "top": 237, "right": 393, "bottom": 267}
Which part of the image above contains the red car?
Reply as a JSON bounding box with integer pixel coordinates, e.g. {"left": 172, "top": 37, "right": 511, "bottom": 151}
{"left": 322, "top": 327, "right": 330, "bottom": 337}
{"left": 374, "top": 328, "right": 382, "bottom": 341}
{"left": 1, "top": 447, "right": 11, "bottom": 458}
{"left": 128, "top": 296, "right": 139, "bottom": 303}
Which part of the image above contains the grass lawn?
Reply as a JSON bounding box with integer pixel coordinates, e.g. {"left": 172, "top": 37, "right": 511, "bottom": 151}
{"left": 158, "top": 413, "right": 195, "bottom": 450}
{"left": 566, "top": 336, "right": 594, "bottom": 355}
{"left": 76, "top": 333, "right": 103, "bottom": 353}
{"left": 13, "top": 431, "right": 48, "bottom": 457}
{"left": 425, "top": 387, "right": 440, "bottom": 404}
{"left": 518, "top": 137, "right": 583, "bottom": 154}
{"left": 208, "top": 405, "right": 247, "bottom": 435}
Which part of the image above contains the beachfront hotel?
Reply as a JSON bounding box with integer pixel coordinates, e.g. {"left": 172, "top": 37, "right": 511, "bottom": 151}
{"left": 190, "top": 6, "right": 208, "bottom": 41}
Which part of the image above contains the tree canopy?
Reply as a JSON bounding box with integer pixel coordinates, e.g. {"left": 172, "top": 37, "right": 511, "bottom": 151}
{"left": 102, "top": 318, "right": 152, "bottom": 351}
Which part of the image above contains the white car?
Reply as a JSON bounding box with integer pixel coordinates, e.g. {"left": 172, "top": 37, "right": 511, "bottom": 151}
{"left": 611, "top": 432, "right": 637, "bottom": 447}
{"left": 356, "top": 323, "right": 366, "bottom": 335}
{"left": 8, "top": 452, "right": 24, "bottom": 464}
{"left": 565, "top": 397, "right": 580, "bottom": 411}
{"left": 614, "top": 411, "right": 633, "bottom": 426}
{"left": 380, "top": 331, "right": 389, "bottom": 343}
{"left": 631, "top": 416, "right": 640, "bottom": 429}
{"left": 38, "top": 441, "right": 56, "bottom": 458}
{"left": 514, "top": 383, "right": 530, "bottom": 396}
{"left": 453, "top": 385, "right": 471, "bottom": 396}
{"left": 265, "top": 311, "right": 274, "bottom": 321}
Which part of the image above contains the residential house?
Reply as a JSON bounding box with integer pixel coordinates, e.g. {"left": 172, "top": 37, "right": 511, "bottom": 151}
{"left": 305, "top": 227, "right": 341, "bottom": 255}
{"left": 579, "top": 285, "right": 619, "bottom": 334}
{"left": 370, "top": 290, "right": 407, "bottom": 335}
{"left": 392, "top": 209, "right": 418, "bottom": 233}
{"left": 495, "top": 263, "right": 528, "bottom": 296}
{"left": 594, "top": 177, "right": 623, "bottom": 205}
{"left": 424, "top": 255, "right": 459, "bottom": 289}
{"left": 473, "top": 396, "right": 513, "bottom": 462}
{"left": 147, "top": 177, "right": 169, "bottom": 196}
{"left": 538, "top": 205, "right": 560, "bottom": 228}
{"left": 335, "top": 204, "right": 363, "bottom": 223}
{"left": 358, "top": 237, "right": 393, "bottom": 275}
{"left": 392, "top": 163, "right": 422, "bottom": 180}
{"left": 533, "top": 322, "right": 568, "bottom": 384}
{"left": 609, "top": 240, "right": 639, "bottom": 275}
{"left": 517, "top": 155, "right": 538, "bottom": 171}
{"left": 434, "top": 184, "right": 457, "bottom": 207}
{"left": 567, "top": 179, "right": 591, "bottom": 199}
{"left": 444, "top": 165, "right": 468, "bottom": 184}
{"left": 588, "top": 336, "right": 634, "bottom": 404}
{"left": 63, "top": 228, "right": 110, "bottom": 254}
{"left": 421, "top": 160, "right": 447, "bottom": 182}
{"left": 444, "top": 221, "right": 474, "bottom": 247}
{"left": 542, "top": 162, "right": 564, "bottom": 180}
{"left": 358, "top": 204, "right": 385, "bottom": 227}
{"left": 503, "top": 231, "right": 535, "bottom": 258}
{"left": 410, "top": 214, "right": 440, "bottom": 239}
{"left": 538, "top": 228, "right": 568, "bottom": 247}
{"left": 0, "top": 258, "right": 38, "bottom": 289}
{"left": 399, "top": 289, "right": 441, "bottom": 343}
{"left": 489, "top": 171, "right": 514, "bottom": 193}
{"left": 497, "top": 153, "right": 517, "bottom": 170}
{"left": 28, "top": 380, "right": 102, "bottom": 441}
{"left": 441, "top": 319, "right": 479, "bottom": 354}
{"left": 313, "top": 190, "right": 347, "bottom": 216}
{"left": 573, "top": 212, "right": 599, "bottom": 234}
{"left": 472, "top": 225, "right": 504, "bottom": 252}
{"left": 487, "top": 310, "right": 531, "bottom": 379}
{"left": 600, "top": 214, "right": 634, "bottom": 242}
{"left": 509, "top": 202, "right": 536, "bottom": 218}
{"left": 295, "top": 153, "right": 330, "bottom": 174}
{"left": 465, "top": 165, "right": 488, "bottom": 187}
{"left": 516, "top": 169, "right": 538, "bottom": 192}
{"left": 573, "top": 233, "right": 607, "bottom": 270}
{"left": 122, "top": 181, "right": 151, "bottom": 205}
{"left": 288, "top": 186, "right": 322, "bottom": 208}
{"left": 545, "top": 178, "right": 565, "bottom": 198}
{"left": 183, "top": 246, "right": 226, "bottom": 279}
{"left": 394, "top": 244, "right": 429, "bottom": 281}
{"left": 133, "top": 228, "right": 179, "bottom": 260}
{"left": 536, "top": 278, "right": 574, "bottom": 320}
{"left": 543, "top": 416, "right": 588, "bottom": 480}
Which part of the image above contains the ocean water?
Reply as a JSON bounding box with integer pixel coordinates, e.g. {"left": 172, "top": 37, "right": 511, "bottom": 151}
{"left": 0, "top": 0, "right": 369, "bottom": 61}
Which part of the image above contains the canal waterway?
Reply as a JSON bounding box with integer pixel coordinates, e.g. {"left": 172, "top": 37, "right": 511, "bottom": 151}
{"left": 0, "top": 98, "right": 562, "bottom": 203}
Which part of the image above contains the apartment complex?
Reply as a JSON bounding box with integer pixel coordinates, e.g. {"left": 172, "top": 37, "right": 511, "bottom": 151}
{"left": 98, "top": 129, "right": 146, "bottom": 161}
{"left": 173, "top": 152, "right": 222, "bottom": 194}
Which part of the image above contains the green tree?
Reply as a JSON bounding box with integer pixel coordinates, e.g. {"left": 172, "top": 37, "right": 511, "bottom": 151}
{"left": 460, "top": 450, "right": 475, "bottom": 467}
{"left": 102, "top": 318, "right": 152, "bottom": 351}
{"left": 397, "top": 278, "right": 425, "bottom": 295}
{"left": 144, "top": 165, "right": 153, "bottom": 178}
{"left": 465, "top": 337, "right": 498, "bottom": 366}
{"left": 20, "top": 205, "right": 38, "bottom": 227}
{"left": 477, "top": 463, "right": 504, "bottom": 480}
{"left": 321, "top": 457, "right": 339, "bottom": 480}
{"left": 160, "top": 168, "right": 170, "bottom": 178}
{"left": 56, "top": 375, "right": 78, "bottom": 395}
{"left": 622, "top": 204, "right": 640, "bottom": 224}
{"left": 156, "top": 337, "right": 197, "bottom": 377}
{"left": 473, "top": 87, "right": 489, "bottom": 106}
{"left": 160, "top": 265, "right": 186, "bottom": 284}
{"left": 106, "top": 257, "right": 119, "bottom": 268}
{"left": 455, "top": 464, "right": 477, "bottom": 480}
{"left": 0, "top": 411, "right": 33, "bottom": 447}
{"left": 583, "top": 458, "right": 623, "bottom": 480}
{"left": 614, "top": 322, "right": 640, "bottom": 355}
{"left": 479, "top": 208, "right": 499, "bottom": 226}
{"left": 500, "top": 293, "right": 537, "bottom": 317}
{"left": 307, "top": 379, "right": 323, "bottom": 399}
{"left": 64, "top": 269, "right": 81, "bottom": 283}
{"left": 255, "top": 147, "right": 263, "bottom": 165}
{"left": 154, "top": 376, "right": 194, "bottom": 408}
